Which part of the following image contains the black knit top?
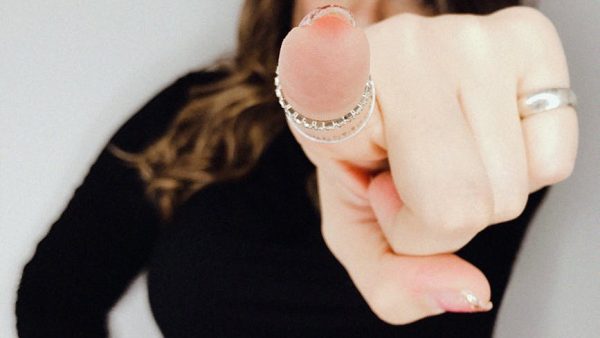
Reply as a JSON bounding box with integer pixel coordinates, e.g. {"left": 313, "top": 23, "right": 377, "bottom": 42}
{"left": 16, "top": 71, "right": 548, "bottom": 337}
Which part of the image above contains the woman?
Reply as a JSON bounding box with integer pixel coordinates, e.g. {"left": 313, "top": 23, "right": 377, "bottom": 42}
{"left": 16, "top": 0, "right": 578, "bottom": 337}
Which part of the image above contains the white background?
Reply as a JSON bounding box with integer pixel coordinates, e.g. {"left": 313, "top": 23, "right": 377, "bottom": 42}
{"left": 1, "top": 1, "right": 598, "bottom": 337}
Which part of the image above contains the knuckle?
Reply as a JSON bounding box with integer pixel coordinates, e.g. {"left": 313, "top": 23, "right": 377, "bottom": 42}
{"left": 446, "top": 208, "right": 490, "bottom": 234}
{"left": 368, "top": 12, "right": 422, "bottom": 44}
{"left": 390, "top": 12, "right": 424, "bottom": 28}
{"left": 366, "top": 14, "right": 421, "bottom": 67}
{"left": 532, "top": 158, "right": 576, "bottom": 186}
{"left": 455, "top": 15, "right": 489, "bottom": 48}
{"left": 495, "top": 192, "right": 529, "bottom": 223}
{"left": 457, "top": 16, "right": 496, "bottom": 62}
{"left": 432, "top": 13, "right": 489, "bottom": 49}
{"left": 494, "top": 6, "right": 548, "bottom": 25}
{"left": 421, "top": 189, "right": 493, "bottom": 235}
{"left": 490, "top": 7, "right": 565, "bottom": 72}
{"left": 493, "top": 6, "right": 557, "bottom": 40}
{"left": 370, "top": 12, "right": 417, "bottom": 31}
{"left": 428, "top": 204, "right": 491, "bottom": 236}
{"left": 459, "top": 14, "right": 485, "bottom": 34}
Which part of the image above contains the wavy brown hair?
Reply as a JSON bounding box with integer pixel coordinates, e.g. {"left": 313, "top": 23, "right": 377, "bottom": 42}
{"left": 115, "top": 0, "right": 522, "bottom": 220}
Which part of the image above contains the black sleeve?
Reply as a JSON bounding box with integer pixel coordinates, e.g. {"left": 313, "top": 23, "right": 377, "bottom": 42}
{"left": 15, "top": 72, "right": 203, "bottom": 338}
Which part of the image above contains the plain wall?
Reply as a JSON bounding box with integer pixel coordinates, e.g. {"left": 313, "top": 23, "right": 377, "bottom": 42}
{"left": 1, "top": 1, "right": 242, "bottom": 337}
{"left": 1, "top": 1, "right": 598, "bottom": 337}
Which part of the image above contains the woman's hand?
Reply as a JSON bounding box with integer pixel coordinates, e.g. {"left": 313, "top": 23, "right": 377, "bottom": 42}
{"left": 277, "top": 6, "right": 578, "bottom": 324}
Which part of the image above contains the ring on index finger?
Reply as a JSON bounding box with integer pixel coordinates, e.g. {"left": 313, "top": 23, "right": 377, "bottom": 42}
{"left": 274, "top": 68, "right": 376, "bottom": 144}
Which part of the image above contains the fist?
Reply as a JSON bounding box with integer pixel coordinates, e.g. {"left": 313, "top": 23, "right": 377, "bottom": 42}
{"left": 277, "top": 6, "right": 578, "bottom": 324}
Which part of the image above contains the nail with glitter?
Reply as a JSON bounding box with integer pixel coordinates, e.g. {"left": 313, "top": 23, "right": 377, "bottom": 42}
{"left": 434, "top": 289, "right": 493, "bottom": 313}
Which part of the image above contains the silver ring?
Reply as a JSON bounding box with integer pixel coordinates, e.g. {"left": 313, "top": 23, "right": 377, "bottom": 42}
{"left": 518, "top": 88, "right": 577, "bottom": 119}
{"left": 274, "top": 69, "right": 376, "bottom": 144}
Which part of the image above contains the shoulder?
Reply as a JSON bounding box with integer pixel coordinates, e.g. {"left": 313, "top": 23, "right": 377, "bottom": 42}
{"left": 110, "top": 69, "right": 228, "bottom": 152}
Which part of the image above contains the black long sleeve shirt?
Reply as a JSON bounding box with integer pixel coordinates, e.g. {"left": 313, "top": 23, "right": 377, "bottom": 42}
{"left": 16, "top": 70, "right": 549, "bottom": 337}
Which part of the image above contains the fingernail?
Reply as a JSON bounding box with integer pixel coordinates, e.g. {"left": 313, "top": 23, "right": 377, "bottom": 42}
{"left": 433, "top": 289, "right": 493, "bottom": 313}
{"left": 299, "top": 4, "right": 356, "bottom": 28}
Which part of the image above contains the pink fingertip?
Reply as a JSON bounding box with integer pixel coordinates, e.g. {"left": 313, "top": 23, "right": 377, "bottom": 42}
{"left": 299, "top": 5, "right": 356, "bottom": 28}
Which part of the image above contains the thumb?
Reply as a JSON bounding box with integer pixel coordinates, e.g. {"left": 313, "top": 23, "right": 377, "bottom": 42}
{"left": 319, "top": 167, "right": 493, "bottom": 324}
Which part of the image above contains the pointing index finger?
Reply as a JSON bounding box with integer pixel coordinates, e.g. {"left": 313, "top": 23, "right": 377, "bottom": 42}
{"left": 277, "top": 5, "right": 385, "bottom": 168}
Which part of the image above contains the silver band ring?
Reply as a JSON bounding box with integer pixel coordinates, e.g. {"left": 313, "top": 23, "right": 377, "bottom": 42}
{"left": 519, "top": 88, "right": 577, "bottom": 119}
{"left": 274, "top": 69, "right": 376, "bottom": 144}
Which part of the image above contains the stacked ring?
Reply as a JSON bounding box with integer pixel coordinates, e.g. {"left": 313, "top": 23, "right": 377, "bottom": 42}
{"left": 274, "top": 68, "right": 376, "bottom": 144}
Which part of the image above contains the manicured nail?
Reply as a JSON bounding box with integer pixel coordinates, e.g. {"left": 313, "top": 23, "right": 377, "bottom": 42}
{"left": 433, "top": 289, "right": 493, "bottom": 313}
{"left": 299, "top": 4, "right": 356, "bottom": 28}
